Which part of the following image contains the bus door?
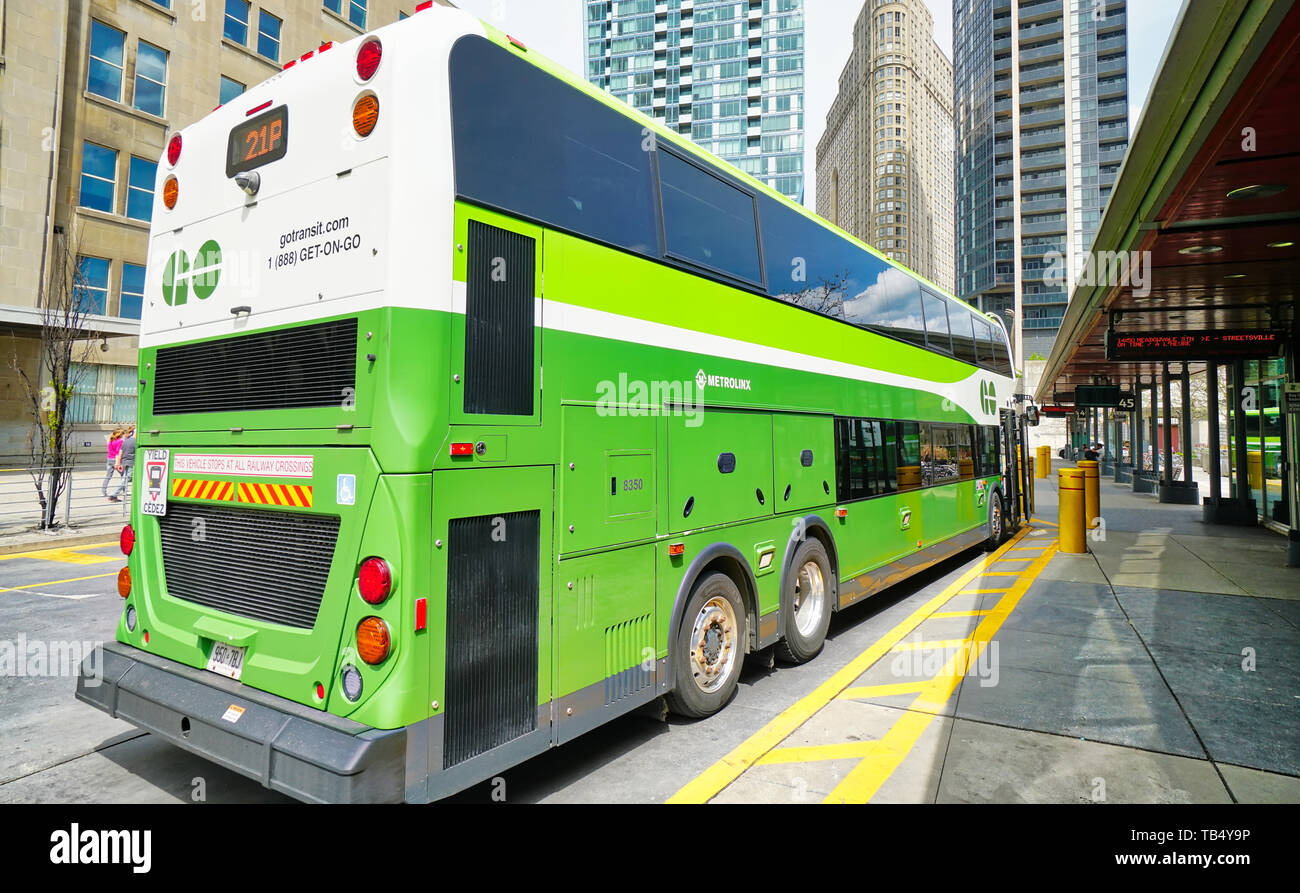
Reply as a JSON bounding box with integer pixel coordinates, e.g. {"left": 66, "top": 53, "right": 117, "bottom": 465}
{"left": 1000, "top": 409, "right": 1024, "bottom": 529}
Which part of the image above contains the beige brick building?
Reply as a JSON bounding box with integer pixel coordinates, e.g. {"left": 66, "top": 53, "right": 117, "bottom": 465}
{"left": 0, "top": 0, "right": 450, "bottom": 462}
{"left": 815, "top": 0, "right": 954, "bottom": 293}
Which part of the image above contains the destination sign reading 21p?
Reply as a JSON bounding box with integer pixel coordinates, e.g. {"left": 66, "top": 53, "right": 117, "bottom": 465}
{"left": 1106, "top": 330, "right": 1284, "bottom": 361}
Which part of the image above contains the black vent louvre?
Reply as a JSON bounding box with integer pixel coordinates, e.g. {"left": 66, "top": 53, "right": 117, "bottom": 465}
{"left": 153, "top": 318, "right": 358, "bottom": 415}
{"left": 443, "top": 510, "right": 539, "bottom": 768}
{"left": 158, "top": 503, "right": 339, "bottom": 629}
{"left": 464, "top": 221, "right": 535, "bottom": 416}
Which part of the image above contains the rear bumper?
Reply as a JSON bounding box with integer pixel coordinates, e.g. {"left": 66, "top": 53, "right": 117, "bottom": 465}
{"left": 76, "top": 641, "right": 405, "bottom": 803}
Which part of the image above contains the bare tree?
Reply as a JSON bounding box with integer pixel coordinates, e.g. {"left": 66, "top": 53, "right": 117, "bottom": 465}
{"left": 7, "top": 227, "right": 102, "bottom": 528}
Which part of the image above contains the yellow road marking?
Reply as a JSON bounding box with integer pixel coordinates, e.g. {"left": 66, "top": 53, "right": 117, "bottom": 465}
{"left": 0, "top": 570, "right": 118, "bottom": 595}
{"left": 1034, "top": 519, "right": 1059, "bottom": 527}
{"left": 959, "top": 588, "right": 1009, "bottom": 594}
{"left": 928, "top": 609, "right": 991, "bottom": 619}
{"left": 823, "top": 544, "right": 1057, "bottom": 803}
{"left": 666, "top": 525, "right": 1035, "bottom": 804}
{"left": 0, "top": 542, "right": 116, "bottom": 562}
{"left": 977, "top": 571, "right": 1023, "bottom": 577}
{"left": 756, "top": 741, "right": 887, "bottom": 765}
{"left": 891, "top": 638, "right": 969, "bottom": 652}
{"left": 838, "top": 682, "right": 928, "bottom": 699}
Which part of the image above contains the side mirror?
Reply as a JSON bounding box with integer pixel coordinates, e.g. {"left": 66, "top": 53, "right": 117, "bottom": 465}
{"left": 1025, "top": 405, "right": 1040, "bottom": 426}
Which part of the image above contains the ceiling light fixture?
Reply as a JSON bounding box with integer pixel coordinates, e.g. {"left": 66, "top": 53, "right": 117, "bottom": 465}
{"left": 1226, "top": 183, "right": 1287, "bottom": 200}
{"left": 1178, "top": 244, "right": 1222, "bottom": 255}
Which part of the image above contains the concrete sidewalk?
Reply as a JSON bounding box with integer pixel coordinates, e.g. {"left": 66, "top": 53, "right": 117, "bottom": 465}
{"left": 691, "top": 472, "right": 1300, "bottom": 803}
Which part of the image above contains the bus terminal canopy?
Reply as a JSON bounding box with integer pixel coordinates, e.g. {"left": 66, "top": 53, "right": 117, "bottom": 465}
{"left": 1035, "top": 0, "right": 1299, "bottom": 404}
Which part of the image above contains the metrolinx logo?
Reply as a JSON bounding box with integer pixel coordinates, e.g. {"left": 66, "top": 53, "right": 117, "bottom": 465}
{"left": 162, "top": 239, "right": 222, "bottom": 306}
{"left": 981, "top": 380, "right": 997, "bottom": 415}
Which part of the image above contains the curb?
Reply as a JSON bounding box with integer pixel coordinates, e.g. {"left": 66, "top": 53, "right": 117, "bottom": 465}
{"left": 0, "top": 526, "right": 122, "bottom": 556}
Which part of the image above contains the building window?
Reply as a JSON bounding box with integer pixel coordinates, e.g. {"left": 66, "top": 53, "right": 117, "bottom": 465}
{"left": 120, "top": 263, "right": 146, "bottom": 319}
{"left": 79, "top": 142, "right": 117, "bottom": 213}
{"left": 224, "top": 0, "right": 250, "bottom": 44}
{"left": 325, "top": 1, "right": 367, "bottom": 29}
{"left": 257, "top": 11, "right": 282, "bottom": 61}
{"left": 88, "top": 21, "right": 125, "bottom": 101}
{"left": 69, "top": 363, "right": 138, "bottom": 424}
{"left": 219, "top": 75, "right": 245, "bottom": 105}
{"left": 74, "top": 257, "right": 110, "bottom": 316}
{"left": 126, "top": 157, "right": 157, "bottom": 221}
{"left": 134, "top": 41, "right": 168, "bottom": 117}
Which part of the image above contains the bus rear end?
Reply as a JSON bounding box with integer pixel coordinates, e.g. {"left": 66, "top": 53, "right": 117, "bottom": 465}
{"left": 76, "top": 8, "right": 483, "bottom": 803}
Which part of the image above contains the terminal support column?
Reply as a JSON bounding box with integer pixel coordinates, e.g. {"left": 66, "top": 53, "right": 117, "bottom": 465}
{"left": 1161, "top": 362, "right": 1175, "bottom": 484}
{"left": 1233, "top": 360, "right": 1251, "bottom": 510}
{"left": 1207, "top": 362, "right": 1222, "bottom": 501}
{"left": 1181, "top": 362, "right": 1194, "bottom": 483}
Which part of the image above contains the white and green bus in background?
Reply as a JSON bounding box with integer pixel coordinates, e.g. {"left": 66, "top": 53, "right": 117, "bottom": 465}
{"left": 78, "top": 6, "right": 1031, "bottom": 803}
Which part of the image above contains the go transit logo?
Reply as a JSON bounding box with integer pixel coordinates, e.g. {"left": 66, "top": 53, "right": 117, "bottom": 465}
{"left": 161, "top": 239, "right": 222, "bottom": 306}
{"left": 980, "top": 380, "right": 998, "bottom": 415}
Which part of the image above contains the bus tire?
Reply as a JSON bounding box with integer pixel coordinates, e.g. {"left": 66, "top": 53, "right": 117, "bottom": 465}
{"left": 983, "top": 490, "right": 1004, "bottom": 551}
{"left": 666, "top": 572, "right": 747, "bottom": 719}
{"left": 775, "top": 538, "right": 833, "bottom": 664}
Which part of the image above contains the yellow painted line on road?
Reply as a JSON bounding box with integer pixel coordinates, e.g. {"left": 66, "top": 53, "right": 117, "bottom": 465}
{"left": 0, "top": 570, "right": 118, "bottom": 599}
{"left": 977, "top": 571, "right": 1024, "bottom": 577}
{"left": 959, "top": 588, "right": 1009, "bottom": 594}
{"left": 1035, "top": 519, "right": 1059, "bottom": 527}
{"left": 755, "top": 740, "right": 886, "bottom": 765}
{"left": 891, "top": 638, "right": 969, "bottom": 652}
{"left": 823, "top": 544, "right": 1058, "bottom": 803}
{"left": 0, "top": 542, "right": 116, "bottom": 562}
{"left": 928, "top": 609, "right": 991, "bottom": 619}
{"left": 838, "top": 682, "right": 928, "bottom": 699}
{"left": 666, "top": 524, "right": 1036, "bottom": 804}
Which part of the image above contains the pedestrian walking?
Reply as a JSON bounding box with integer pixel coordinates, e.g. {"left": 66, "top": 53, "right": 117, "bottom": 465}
{"left": 110, "top": 424, "right": 136, "bottom": 502}
{"left": 102, "top": 427, "right": 125, "bottom": 500}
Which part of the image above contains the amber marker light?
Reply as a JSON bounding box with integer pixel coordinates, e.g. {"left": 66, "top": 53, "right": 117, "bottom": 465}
{"left": 117, "top": 566, "right": 132, "bottom": 598}
{"left": 162, "top": 176, "right": 178, "bottom": 209}
{"left": 357, "top": 617, "right": 391, "bottom": 665}
{"left": 352, "top": 94, "right": 379, "bottom": 137}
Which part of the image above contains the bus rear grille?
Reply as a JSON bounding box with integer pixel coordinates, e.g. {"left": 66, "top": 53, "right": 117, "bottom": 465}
{"left": 443, "top": 510, "right": 539, "bottom": 769}
{"left": 152, "top": 318, "right": 357, "bottom": 415}
{"left": 158, "top": 503, "right": 340, "bottom": 630}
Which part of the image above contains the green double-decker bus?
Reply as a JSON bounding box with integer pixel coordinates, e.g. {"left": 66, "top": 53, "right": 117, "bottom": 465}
{"left": 77, "top": 7, "right": 1028, "bottom": 803}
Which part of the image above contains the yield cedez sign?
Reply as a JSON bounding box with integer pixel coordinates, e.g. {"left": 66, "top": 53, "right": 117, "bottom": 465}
{"left": 141, "top": 450, "right": 170, "bottom": 516}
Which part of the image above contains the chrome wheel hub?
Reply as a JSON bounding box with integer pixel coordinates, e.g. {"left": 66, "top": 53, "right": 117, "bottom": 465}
{"left": 689, "top": 596, "right": 738, "bottom": 694}
{"left": 793, "top": 560, "right": 826, "bottom": 638}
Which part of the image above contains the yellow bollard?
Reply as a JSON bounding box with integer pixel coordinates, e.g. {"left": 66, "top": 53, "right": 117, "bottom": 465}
{"left": 1079, "top": 459, "right": 1100, "bottom": 530}
{"left": 1036, "top": 444, "right": 1050, "bottom": 478}
{"left": 1059, "top": 468, "right": 1087, "bottom": 554}
{"left": 1247, "top": 451, "right": 1262, "bottom": 490}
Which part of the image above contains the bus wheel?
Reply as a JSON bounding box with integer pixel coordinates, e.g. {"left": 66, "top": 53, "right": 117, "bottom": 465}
{"left": 667, "top": 572, "right": 747, "bottom": 719}
{"left": 775, "top": 539, "right": 833, "bottom": 664}
{"left": 983, "top": 491, "right": 1004, "bottom": 551}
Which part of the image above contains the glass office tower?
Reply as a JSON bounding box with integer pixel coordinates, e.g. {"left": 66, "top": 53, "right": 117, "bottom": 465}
{"left": 584, "top": 0, "right": 806, "bottom": 201}
{"left": 954, "top": 0, "right": 1128, "bottom": 360}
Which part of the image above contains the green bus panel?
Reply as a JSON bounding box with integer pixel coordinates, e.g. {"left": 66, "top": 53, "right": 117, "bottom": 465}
{"left": 554, "top": 545, "right": 656, "bottom": 713}
{"left": 772, "top": 413, "right": 835, "bottom": 512}
{"left": 668, "top": 409, "right": 775, "bottom": 534}
{"left": 560, "top": 406, "right": 658, "bottom": 553}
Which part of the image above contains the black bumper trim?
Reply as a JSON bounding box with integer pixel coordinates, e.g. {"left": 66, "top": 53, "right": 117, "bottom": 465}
{"left": 76, "top": 641, "right": 406, "bottom": 804}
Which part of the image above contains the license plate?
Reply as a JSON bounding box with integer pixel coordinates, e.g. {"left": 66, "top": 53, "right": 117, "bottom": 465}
{"left": 206, "top": 642, "right": 246, "bottom": 680}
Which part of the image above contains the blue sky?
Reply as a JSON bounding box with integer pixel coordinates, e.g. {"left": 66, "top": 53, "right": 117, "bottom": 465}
{"left": 451, "top": 0, "right": 1186, "bottom": 210}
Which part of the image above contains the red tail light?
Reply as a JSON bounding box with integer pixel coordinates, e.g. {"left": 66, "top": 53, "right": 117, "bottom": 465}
{"left": 358, "top": 557, "right": 392, "bottom": 604}
{"left": 356, "top": 38, "right": 382, "bottom": 80}
{"left": 120, "top": 523, "right": 135, "bottom": 556}
{"left": 166, "top": 133, "right": 182, "bottom": 166}
{"left": 416, "top": 1, "right": 434, "bottom": 11}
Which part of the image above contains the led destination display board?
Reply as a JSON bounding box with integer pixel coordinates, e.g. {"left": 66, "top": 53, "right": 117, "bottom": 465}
{"left": 1106, "top": 330, "right": 1284, "bottom": 361}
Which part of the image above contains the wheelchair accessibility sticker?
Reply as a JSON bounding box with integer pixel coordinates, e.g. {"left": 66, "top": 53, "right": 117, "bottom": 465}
{"left": 336, "top": 474, "right": 356, "bottom": 506}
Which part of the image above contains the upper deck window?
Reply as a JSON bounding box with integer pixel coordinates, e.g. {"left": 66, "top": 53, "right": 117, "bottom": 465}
{"left": 656, "top": 148, "right": 762, "bottom": 286}
{"left": 450, "top": 36, "right": 658, "bottom": 257}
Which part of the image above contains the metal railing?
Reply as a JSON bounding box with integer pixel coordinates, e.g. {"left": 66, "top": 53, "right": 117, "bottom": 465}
{"left": 0, "top": 463, "right": 130, "bottom": 535}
